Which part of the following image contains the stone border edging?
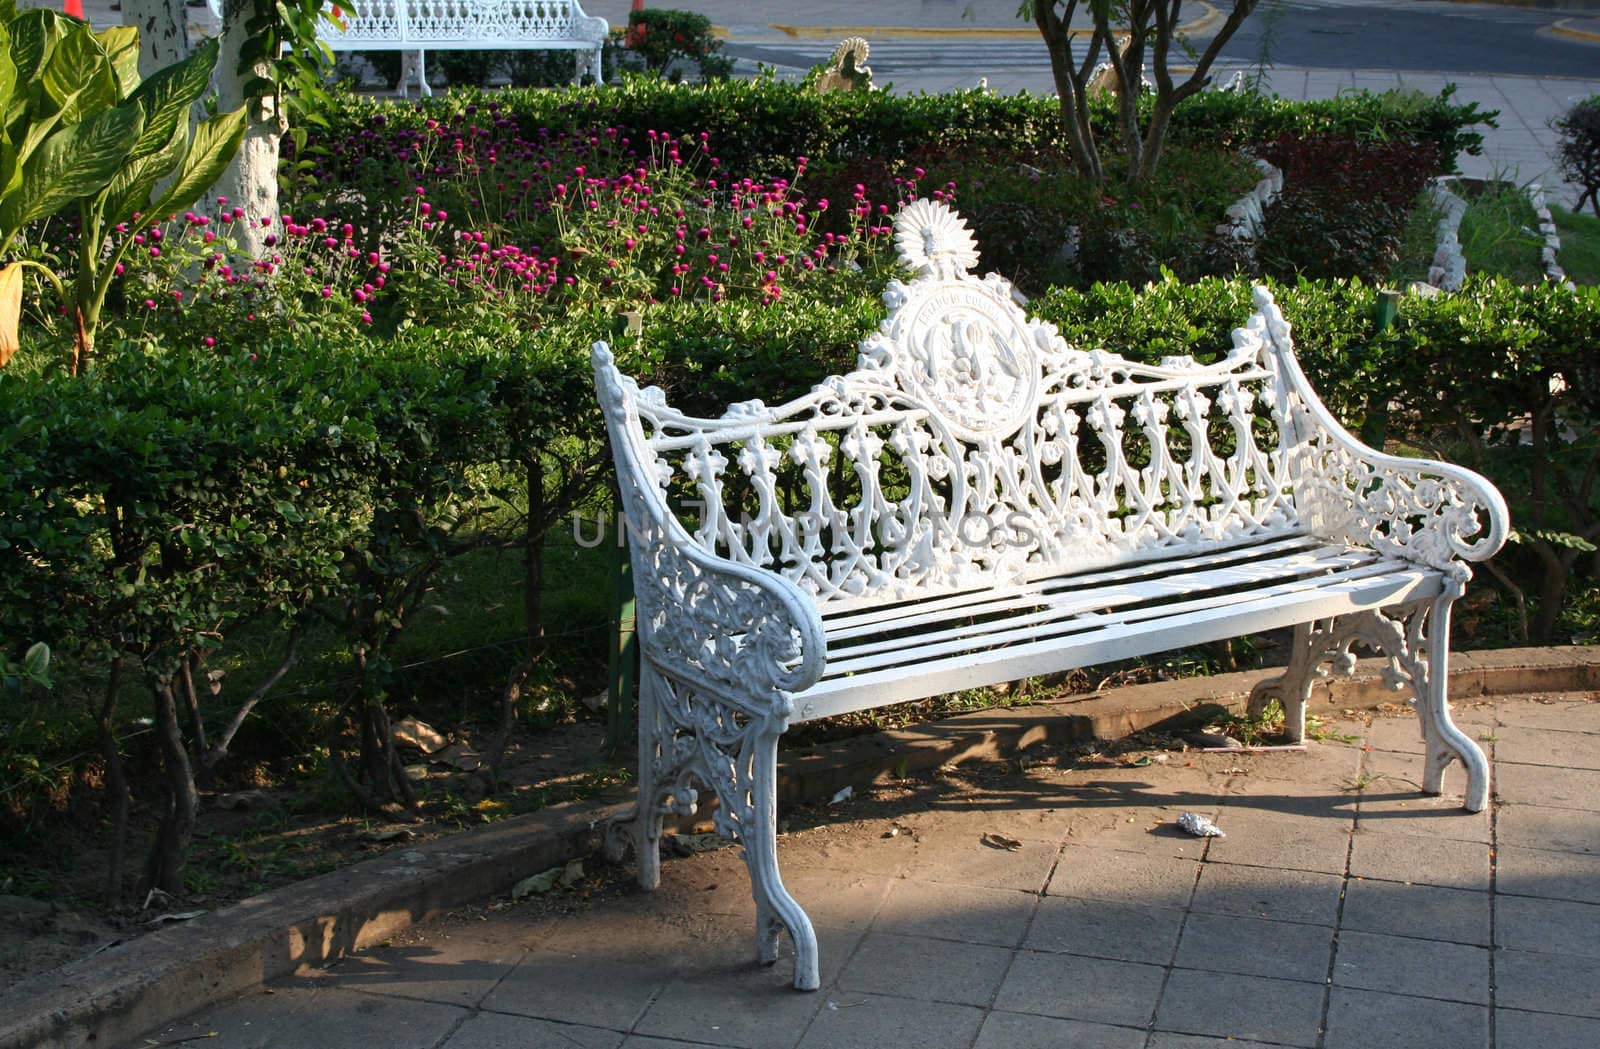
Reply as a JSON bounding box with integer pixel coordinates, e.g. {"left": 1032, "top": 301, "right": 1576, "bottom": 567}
{"left": 1425, "top": 176, "right": 1574, "bottom": 291}
{"left": 3, "top": 644, "right": 1596, "bottom": 1049}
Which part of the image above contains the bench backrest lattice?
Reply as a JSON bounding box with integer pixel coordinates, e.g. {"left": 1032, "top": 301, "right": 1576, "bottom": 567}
{"left": 331, "top": 0, "right": 589, "bottom": 47}
{"left": 610, "top": 202, "right": 1478, "bottom": 620}
{"left": 287, "top": 0, "right": 609, "bottom": 95}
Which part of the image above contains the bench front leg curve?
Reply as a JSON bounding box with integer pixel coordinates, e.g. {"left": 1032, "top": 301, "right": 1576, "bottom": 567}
{"left": 1247, "top": 594, "right": 1488, "bottom": 812}
{"left": 606, "top": 667, "right": 819, "bottom": 989}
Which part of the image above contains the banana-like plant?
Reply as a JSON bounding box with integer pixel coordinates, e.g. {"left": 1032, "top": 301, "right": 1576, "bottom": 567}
{"left": 0, "top": 2, "right": 247, "bottom": 372}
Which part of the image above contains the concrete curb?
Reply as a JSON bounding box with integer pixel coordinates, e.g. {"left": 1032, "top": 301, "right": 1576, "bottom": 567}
{"left": 3, "top": 644, "right": 1596, "bottom": 1049}
{"left": 1552, "top": 16, "right": 1600, "bottom": 42}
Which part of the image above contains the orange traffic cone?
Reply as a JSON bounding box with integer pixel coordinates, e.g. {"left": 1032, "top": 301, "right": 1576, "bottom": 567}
{"left": 64, "top": 0, "right": 84, "bottom": 18}
{"left": 626, "top": 0, "right": 645, "bottom": 47}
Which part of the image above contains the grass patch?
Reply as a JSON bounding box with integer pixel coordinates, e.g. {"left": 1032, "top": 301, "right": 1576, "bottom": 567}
{"left": 1457, "top": 179, "right": 1546, "bottom": 283}
{"left": 1552, "top": 204, "right": 1600, "bottom": 285}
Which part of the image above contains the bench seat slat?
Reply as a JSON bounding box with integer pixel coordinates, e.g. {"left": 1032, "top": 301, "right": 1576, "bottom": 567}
{"left": 791, "top": 561, "right": 1440, "bottom": 722}
{"left": 818, "top": 549, "right": 1404, "bottom": 676}
{"left": 821, "top": 533, "right": 1335, "bottom": 638}
{"left": 821, "top": 543, "right": 1383, "bottom": 660}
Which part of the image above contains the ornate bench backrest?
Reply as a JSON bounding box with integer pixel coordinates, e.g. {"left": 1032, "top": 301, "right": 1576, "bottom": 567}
{"left": 331, "top": 0, "right": 600, "bottom": 47}
{"left": 599, "top": 201, "right": 1311, "bottom": 614}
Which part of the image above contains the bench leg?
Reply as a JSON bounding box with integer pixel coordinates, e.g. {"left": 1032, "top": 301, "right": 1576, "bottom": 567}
{"left": 1247, "top": 620, "right": 1322, "bottom": 740}
{"left": 604, "top": 666, "right": 671, "bottom": 889}
{"left": 745, "top": 725, "right": 820, "bottom": 991}
{"left": 1247, "top": 595, "right": 1488, "bottom": 812}
{"left": 1416, "top": 592, "right": 1490, "bottom": 812}
{"left": 603, "top": 667, "right": 821, "bottom": 988}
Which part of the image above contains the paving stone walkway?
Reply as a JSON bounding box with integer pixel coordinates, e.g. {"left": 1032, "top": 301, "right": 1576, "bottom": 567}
{"left": 133, "top": 692, "right": 1600, "bottom": 1049}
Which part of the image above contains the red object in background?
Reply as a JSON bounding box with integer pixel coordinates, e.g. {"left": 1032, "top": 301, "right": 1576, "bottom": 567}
{"left": 625, "top": 0, "right": 645, "bottom": 46}
{"left": 64, "top": 0, "right": 84, "bottom": 18}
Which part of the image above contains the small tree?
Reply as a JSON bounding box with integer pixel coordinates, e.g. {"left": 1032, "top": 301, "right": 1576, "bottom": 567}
{"left": 1552, "top": 95, "right": 1600, "bottom": 218}
{"left": 1023, "top": 0, "right": 1260, "bottom": 186}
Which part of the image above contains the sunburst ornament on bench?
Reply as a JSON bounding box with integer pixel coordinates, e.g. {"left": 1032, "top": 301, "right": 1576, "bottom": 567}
{"left": 893, "top": 198, "right": 981, "bottom": 279}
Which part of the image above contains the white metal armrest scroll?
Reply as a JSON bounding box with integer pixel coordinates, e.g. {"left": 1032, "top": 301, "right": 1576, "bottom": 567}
{"left": 593, "top": 349, "right": 827, "bottom": 710}
{"left": 1251, "top": 289, "right": 1509, "bottom": 576}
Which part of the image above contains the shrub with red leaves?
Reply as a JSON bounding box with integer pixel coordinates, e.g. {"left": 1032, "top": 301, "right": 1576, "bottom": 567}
{"left": 1256, "top": 133, "right": 1442, "bottom": 281}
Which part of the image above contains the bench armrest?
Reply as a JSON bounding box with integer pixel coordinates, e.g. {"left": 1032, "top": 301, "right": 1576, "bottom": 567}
{"left": 1252, "top": 288, "right": 1509, "bottom": 577}
{"left": 592, "top": 344, "right": 827, "bottom": 712}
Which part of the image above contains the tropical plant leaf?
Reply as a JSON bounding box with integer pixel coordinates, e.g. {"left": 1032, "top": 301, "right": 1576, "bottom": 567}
{"left": 0, "top": 24, "right": 15, "bottom": 122}
{"left": 126, "top": 37, "right": 219, "bottom": 160}
{"left": 39, "top": 20, "right": 117, "bottom": 127}
{"left": 6, "top": 9, "right": 64, "bottom": 87}
{"left": 151, "top": 106, "right": 246, "bottom": 218}
{"left": 0, "top": 261, "right": 21, "bottom": 367}
{"left": 0, "top": 102, "right": 143, "bottom": 229}
{"left": 95, "top": 25, "right": 141, "bottom": 96}
{"left": 100, "top": 117, "right": 188, "bottom": 230}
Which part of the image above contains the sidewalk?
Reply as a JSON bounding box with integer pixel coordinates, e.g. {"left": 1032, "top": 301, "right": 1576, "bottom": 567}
{"left": 130, "top": 692, "right": 1600, "bottom": 1049}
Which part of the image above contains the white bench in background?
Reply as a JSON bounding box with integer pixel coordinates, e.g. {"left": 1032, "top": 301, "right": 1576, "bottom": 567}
{"left": 317, "top": 0, "right": 608, "bottom": 96}
{"left": 591, "top": 200, "right": 1508, "bottom": 991}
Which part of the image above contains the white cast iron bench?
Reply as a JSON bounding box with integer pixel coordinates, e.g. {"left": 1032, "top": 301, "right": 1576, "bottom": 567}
{"left": 317, "top": 0, "right": 608, "bottom": 96}
{"left": 590, "top": 200, "right": 1508, "bottom": 991}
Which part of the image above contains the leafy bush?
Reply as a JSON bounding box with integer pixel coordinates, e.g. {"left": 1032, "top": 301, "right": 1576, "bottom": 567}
{"left": 1164, "top": 85, "right": 1495, "bottom": 176}
{"left": 625, "top": 8, "right": 733, "bottom": 81}
{"left": 1256, "top": 134, "right": 1442, "bottom": 281}
{"left": 1552, "top": 95, "right": 1600, "bottom": 218}
{"left": 298, "top": 77, "right": 1493, "bottom": 189}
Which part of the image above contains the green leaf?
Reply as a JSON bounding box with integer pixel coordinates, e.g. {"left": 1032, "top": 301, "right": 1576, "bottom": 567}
{"left": 6, "top": 9, "right": 67, "bottom": 89}
{"left": 37, "top": 18, "right": 117, "bottom": 127}
{"left": 150, "top": 106, "right": 247, "bottom": 217}
{"left": 99, "top": 116, "right": 188, "bottom": 230}
{"left": 0, "top": 101, "right": 143, "bottom": 228}
{"left": 95, "top": 25, "right": 141, "bottom": 96}
{"left": 0, "top": 25, "right": 15, "bottom": 122}
{"left": 22, "top": 640, "right": 49, "bottom": 679}
{"left": 126, "top": 38, "right": 219, "bottom": 160}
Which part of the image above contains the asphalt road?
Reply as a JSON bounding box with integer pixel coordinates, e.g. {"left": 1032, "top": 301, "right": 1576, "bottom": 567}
{"left": 1219, "top": 0, "right": 1599, "bottom": 78}
{"left": 719, "top": 0, "right": 1600, "bottom": 82}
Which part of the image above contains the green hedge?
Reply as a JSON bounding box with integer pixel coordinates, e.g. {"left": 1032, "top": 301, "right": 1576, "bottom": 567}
{"left": 303, "top": 76, "right": 1493, "bottom": 182}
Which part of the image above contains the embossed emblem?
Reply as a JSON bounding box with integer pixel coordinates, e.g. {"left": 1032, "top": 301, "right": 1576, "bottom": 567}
{"left": 883, "top": 200, "right": 1039, "bottom": 440}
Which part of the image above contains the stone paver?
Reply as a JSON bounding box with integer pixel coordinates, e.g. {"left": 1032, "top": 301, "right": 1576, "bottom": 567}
{"left": 1323, "top": 987, "right": 1488, "bottom": 1049}
{"left": 1495, "top": 895, "right": 1600, "bottom": 960}
{"left": 1340, "top": 877, "right": 1491, "bottom": 946}
{"left": 121, "top": 693, "right": 1600, "bottom": 1048}
{"left": 1153, "top": 970, "right": 1325, "bottom": 1047}
{"left": 1347, "top": 828, "right": 1491, "bottom": 890}
{"left": 972, "top": 1011, "right": 1144, "bottom": 1049}
{"left": 1496, "top": 1008, "right": 1600, "bottom": 1049}
{"left": 1024, "top": 896, "right": 1185, "bottom": 965}
{"left": 1331, "top": 930, "right": 1491, "bottom": 1003}
{"left": 1173, "top": 912, "right": 1333, "bottom": 983}
{"left": 994, "top": 951, "right": 1166, "bottom": 1027}
{"left": 1495, "top": 844, "right": 1600, "bottom": 905}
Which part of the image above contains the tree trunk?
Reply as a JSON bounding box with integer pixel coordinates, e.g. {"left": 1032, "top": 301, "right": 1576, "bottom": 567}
{"left": 1033, "top": 1, "right": 1104, "bottom": 185}
{"left": 142, "top": 672, "right": 199, "bottom": 896}
{"left": 94, "top": 656, "right": 131, "bottom": 905}
{"left": 122, "top": 0, "right": 191, "bottom": 81}
{"left": 209, "top": 0, "right": 283, "bottom": 257}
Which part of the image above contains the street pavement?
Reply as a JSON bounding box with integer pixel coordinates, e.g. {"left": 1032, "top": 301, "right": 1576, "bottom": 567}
{"left": 130, "top": 692, "right": 1600, "bottom": 1049}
